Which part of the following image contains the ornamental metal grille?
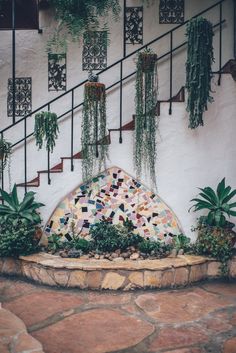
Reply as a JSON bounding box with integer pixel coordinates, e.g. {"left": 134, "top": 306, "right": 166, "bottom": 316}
{"left": 48, "top": 53, "right": 66, "bottom": 91}
{"left": 7, "top": 77, "right": 32, "bottom": 117}
{"left": 125, "top": 6, "right": 143, "bottom": 45}
{"left": 82, "top": 31, "right": 107, "bottom": 71}
{"left": 159, "top": 0, "right": 184, "bottom": 24}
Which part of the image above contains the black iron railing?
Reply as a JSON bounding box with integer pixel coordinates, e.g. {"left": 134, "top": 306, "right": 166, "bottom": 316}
{"left": 0, "top": 0, "right": 227, "bottom": 194}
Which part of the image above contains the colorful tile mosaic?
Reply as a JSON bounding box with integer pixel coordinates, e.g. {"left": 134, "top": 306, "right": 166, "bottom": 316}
{"left": 45, "top": 167, "right": 181, "bottom": 240}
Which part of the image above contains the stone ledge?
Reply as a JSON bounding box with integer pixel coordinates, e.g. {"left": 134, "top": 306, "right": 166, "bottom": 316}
{"left": 0, "top": 253, "right": 235, "bottom": 290}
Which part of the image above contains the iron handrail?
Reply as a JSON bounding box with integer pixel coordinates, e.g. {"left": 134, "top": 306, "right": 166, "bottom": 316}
{"left": 0, "top": 0, "right": 225, "bottom": 135}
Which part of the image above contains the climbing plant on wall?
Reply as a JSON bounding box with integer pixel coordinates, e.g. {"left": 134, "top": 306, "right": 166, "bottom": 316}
{"left": 47, "top": 0, "right": 121, "bottom": 52}
{"left": 134, "top": 48, "right": 158, "bottom": 188}
{"left": 186, "top": 17, "right": 214, "bottom": 129}
{"left": 81, "top": 81, "right": 109, "bottom": 182}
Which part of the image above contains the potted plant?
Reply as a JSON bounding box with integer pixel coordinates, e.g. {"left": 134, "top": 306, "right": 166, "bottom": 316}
{"left": 34, "top": 111, "right": 59, "bottom": 153}
{"left": 134, "top": 47, "right": 158, "bottom": 188}
{"left": 81, "top": 78, "right": 109, "bottom": 182}
{"left": 185, "top": 17, "right": 214, "bottom": 129}
{"left": 0, "top": 138, "right": 12, "bottom": 171}
{"left": 189, "top": 178, "right": 236, "bottom": 274}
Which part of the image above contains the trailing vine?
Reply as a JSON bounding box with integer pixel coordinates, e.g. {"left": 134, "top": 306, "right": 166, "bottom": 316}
{"left": 0, "top": 138, "right": 12, "bottom": 191}
{"left": 34, "top": 112, "right": 59, "bottom": 153}
{"left": 47, "top": 0, "right": 121, "bottom": 52}
{"left": 134, "top": 48, "right": 158, "bottom": 188}
{"left": 186, "top": 17, "right": 214, "bottom": 129}
{"left": 81, "top": 82, "right": 108, "bottom": 182}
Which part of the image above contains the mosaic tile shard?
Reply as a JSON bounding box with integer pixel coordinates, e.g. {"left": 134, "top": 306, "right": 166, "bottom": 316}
{"left": 46, "top": 167, "right": 181, "bottom": 240}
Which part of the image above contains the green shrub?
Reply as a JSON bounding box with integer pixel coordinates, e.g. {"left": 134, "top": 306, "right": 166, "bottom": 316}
{"left": 72, "top": 238, "right": 92, "bottom": 253}
{"left": 194, "top": 226, "right": 234, "bottom": 276}
{"left": 138, "top": 238, "right": 172, "bottom": 257}
{"left": 89, "top": 220, "right": 142, "bottom": 252}
{"left": 48, "top": 233, "right": 63, "bottom": 252}
{"left": 0, "top": 219, "right": 39, "bottom": 257}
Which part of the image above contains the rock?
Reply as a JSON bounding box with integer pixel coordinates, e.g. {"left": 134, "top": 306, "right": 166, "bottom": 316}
{"left": 102, "top": 273, "right": 125, "bottom": 289}
{"left": 168, "top": 249, "right": 178, "bottom": 258}
{"left": 94, "top": 254, "right": 100, "bottom": 260}
{"left": 38, "top": 233, "right": 48, "bottom": 248}
{"left": 100, "top": 255, "right": 105, "bottom": 260}
{"left": 130, "top": 246, "right": 136, "bottom": 253}
{"left": 111, "top": 253, "right": 118, "bottom": 259}
{"left": 59, "top": 251, "right": 68, "bottom": 258}
{"left": 178, "top": 249, "right": 184, "bottom": 255}
{"left": 115, "top": 249, "right": 121, "bottom": 255}
{"left": 80, "top": 255, "right": 89, "bottom": 260}
{"left": 68, "top": 250, "right": 82, "bottom": 258}
{"left": 121, "top": 252, "right": 130, "bottom": 259}
{"left": 113, "top": 257, "right": 124, "bottom": 262}
{"left": 130, "top": 253, "right": 140, "bottom": 260}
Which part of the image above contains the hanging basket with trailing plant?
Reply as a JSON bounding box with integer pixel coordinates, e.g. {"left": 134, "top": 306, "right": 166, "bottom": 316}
{"left": 81, "top": 81, "right": 109, "bottom": 182}
{"left": 185, "top": 17, "right": 214, "bottom": 129}
{"left": 34, "top": 111, "right": 59, "bottom": 153}
{"left": 134, "top": 48, "right": 158, "bottom": 188}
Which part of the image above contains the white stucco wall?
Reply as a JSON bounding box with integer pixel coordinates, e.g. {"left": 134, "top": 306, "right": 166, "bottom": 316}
{"left": 0, "top": 0, "right": 235, "bottom": 240}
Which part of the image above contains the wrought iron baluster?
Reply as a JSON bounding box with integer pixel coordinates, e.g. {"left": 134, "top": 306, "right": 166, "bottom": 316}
{"left": 169, "top": 31, "right": 173, "bottom": 115}
{"left": 119, "top": 61, "right": 123, "bottom": 143}
{"left": 71, "top": 89, "right": 74, "bottom": 171}
{"left": 218, "top": 2, "right": 223, "bottom": 85}
{"left": 24, "top": 118, "right": 27, "bottom": 193}
{"left": 1, "top": 132, "right": 4, "bottom": 200}
{"left": 47, "top": 104, "right": 51, "bottom": 185}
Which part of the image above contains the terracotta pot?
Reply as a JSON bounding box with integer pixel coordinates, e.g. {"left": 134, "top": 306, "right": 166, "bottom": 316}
{"left": 84, "top": 82, "right": 105, "bottom": 101}
{"left": 139, "top": 53, "right": 157, "bottom": 73}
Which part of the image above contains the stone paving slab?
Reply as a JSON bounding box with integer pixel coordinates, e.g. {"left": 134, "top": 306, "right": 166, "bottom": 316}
{"left": 0, "top": 276, "right": 236, "bottom": 353}
{"left": 0, "top": 301, "right": 45, "bottom": 353}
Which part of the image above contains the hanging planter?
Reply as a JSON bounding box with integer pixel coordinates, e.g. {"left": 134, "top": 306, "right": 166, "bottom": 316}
{"left": 134, "top": 48, "right": 158, "bottom": 188}
{"left": 81, "top": 81, "right": 108, "bottom": 182}
{"left": 34, "top": 111, "right": 59, "bottom": 153}
{"left": 0, "top": 138, "right": 11, "bottom": 171}
{"left": 185, "top": 17, "right": 214, "bottom": 129}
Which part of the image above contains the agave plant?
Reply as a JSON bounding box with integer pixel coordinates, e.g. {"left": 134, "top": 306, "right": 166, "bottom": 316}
{"left": 189, "top": 178, "right": 236, "bottom": 227}
{"left": 0, "top": 185, "right": 44, "bottom": 224}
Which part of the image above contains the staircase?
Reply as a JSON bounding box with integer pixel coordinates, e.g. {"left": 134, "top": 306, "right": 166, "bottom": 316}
{"left": 1, "top": 0, "right": 236, "bottom": 237}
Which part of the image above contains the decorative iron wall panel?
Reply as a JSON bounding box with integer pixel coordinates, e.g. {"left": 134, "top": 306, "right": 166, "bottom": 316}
{"left": 7, "top": 77, "right": 32, "bottom": 117}
{"left": 82, "top": 31, "right": 107, "bottom": 71}
{"left": 48, "top": 53, "right": 66, "bottom": 91}
{"left": 159, "top": 0, "right": 184, "bottom": 24}
{"left": 125, "top": 6, "right": 143, "bottom": 45}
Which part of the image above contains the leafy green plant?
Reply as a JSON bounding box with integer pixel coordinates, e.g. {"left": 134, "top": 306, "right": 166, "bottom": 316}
{"left": 34, "top": 111, "right": 59, "bottom": 153}
{"left": 0, "top": 218, "right": 39, "bottom": 257}
{"left": 81, "top": 82, "right": 109, "bottom": 181}
{"left": 195, "top": 227, "right": 234, "bottom": 276}
{"left": 48, "top": 233, "right": 63, "bottom": 252}
{"left": 189, "top": 178, "right": 236, "bottom": 227}
{"left": 71, "top": 238, "right": 92, "bottom": 253}
{"left": 134, "top": 47, "right": 158, "bottom": 187}
{"left": 172, "top": 234, "right": 191, "bottom": 252}
{"left": 0, "top": 185, "right": 44, "bottom": 225}
{"left": 89, "top": 220, "right": 142, "bottom": 252}
{"left": 186, "top": 17, "right": 214, "bottom": 129}
{"left": 138, "top": 238, "right": 172, "bottom": 258}
{"left": 47, "top": 0, "right": 121, "bottom": 52}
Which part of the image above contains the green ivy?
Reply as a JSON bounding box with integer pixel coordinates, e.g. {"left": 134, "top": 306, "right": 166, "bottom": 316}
{"left": 185, "top": 17, "right": 214, "bottom": 129}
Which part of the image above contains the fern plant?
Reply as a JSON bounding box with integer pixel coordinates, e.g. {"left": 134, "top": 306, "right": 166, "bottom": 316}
{"left": 134, "top": 48, "right": 158, "bottom": 188}
{"left": 185, "top": 17, "right": 214, "bottom": 129}
{"left": 34, "top": 111, "right": 59, "bottom": 153}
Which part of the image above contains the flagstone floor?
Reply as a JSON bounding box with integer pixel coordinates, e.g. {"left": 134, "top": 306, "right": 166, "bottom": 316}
{"left": 0, "top": 276, "right": 236, "bottom": 353}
